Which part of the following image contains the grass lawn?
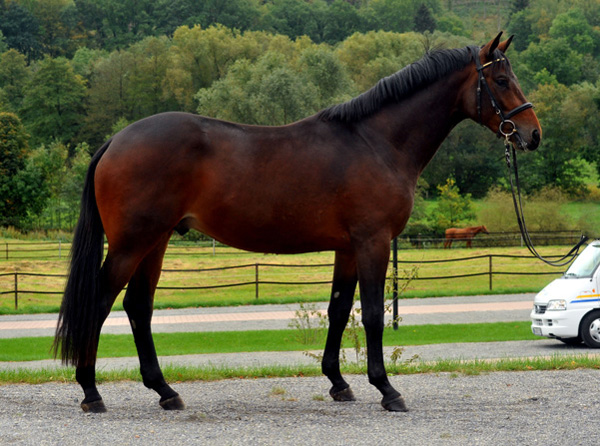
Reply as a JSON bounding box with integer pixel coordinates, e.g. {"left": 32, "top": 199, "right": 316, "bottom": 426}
{"left": 0, "top": 321, "right": 538, "bottom": 362}
{"left": 0, "top": 244, "right": 567, "bottom": 314}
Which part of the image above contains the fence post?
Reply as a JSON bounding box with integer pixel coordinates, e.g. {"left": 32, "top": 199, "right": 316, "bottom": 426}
{"left": 255, "top": 263, "right": 259, "bottom": 299}
{"left": 5, "top": 243, "right": 7, "bottom": 260}
{"left": 14, "top": 273, "right": 18, "bottom": 310}
{"left": 392, "top": 237, "right": 399, "bottom": 330}
{"left": 59, "top": 240, "right": 62, "bottom": 260}
{"left": 488, "top": 255, "right": 493, "bottom": 290}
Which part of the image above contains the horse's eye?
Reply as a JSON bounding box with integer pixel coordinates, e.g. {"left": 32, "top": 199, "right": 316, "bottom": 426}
{"left": 496, "top": 78, "right": 509, "bottom": 88}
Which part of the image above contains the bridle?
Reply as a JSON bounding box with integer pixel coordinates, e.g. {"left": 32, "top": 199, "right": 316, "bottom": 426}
{"left": 469, "top": 46, "right": 588, "bottom": 267}
{"left": 468, "top": 46, "right": 533, "bottom": 142}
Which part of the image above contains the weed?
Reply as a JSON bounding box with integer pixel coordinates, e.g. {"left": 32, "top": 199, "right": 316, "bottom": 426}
{"left": 269, "top": 386, "right": 286, "bottom": 397}
{"left": 289, "top": 266, "right": 420, "bottom": 367}
{"left": 287, "top": 303, "right": 328, "bottom": 345}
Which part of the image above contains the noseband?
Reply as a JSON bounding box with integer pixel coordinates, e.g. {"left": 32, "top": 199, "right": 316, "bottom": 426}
{"left": 468, "top": 46, "right": 533, "bottom": 140}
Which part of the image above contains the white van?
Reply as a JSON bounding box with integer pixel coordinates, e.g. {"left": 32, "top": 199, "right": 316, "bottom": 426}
{"left": 531, "top": 240, "right": 600, "bottom": 348}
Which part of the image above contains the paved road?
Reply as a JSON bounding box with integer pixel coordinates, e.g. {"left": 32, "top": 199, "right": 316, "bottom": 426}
{"left": 0, "top": 293, "right": 535, "bottom": 338}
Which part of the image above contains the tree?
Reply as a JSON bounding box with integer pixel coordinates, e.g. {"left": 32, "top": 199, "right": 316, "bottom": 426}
{"left": 423, "top": 122, "right": 505, "bottom": 198}
{"left": 20, "top": 56, "right": 87, "bottom": 147}
{"left": 196, "top": 51, "right": 320, "bottom": 125}
{"left": 0, "top": 1, "right": 41, "bottom": 61}
{"left": 336, "top": 30, "right": 424, "bottom": 92}
{"left": 0, "top": 112, "right": 48, "bottom": 227}
{"left": 549, "top": 8, "right": 597, "bottom": 55}
{"left": 363, "top": 0, "right": 441, "bottom": 34}
{"left": 516, "top": 82, "right": 599, "bottom": 196}
{"left": 428, "top": 178, "right": 476, "bottom": 234}
{"left": 297, "top": 47, "right": 356, "bottom": 109}
{"left": 414, "top": 4, "right": 436, "bottom": 33}
{"left": 0, "top": 29, "right": 7, "bottom": 53}
{"left": 321, "top": 0, "right": 364, "bottom": 44}
{"left": 82, "top": 49, "right": 136, "bottom": 145}
{"left": 27, "top": 0, "right": 79, "bottom": 57}
{"left": 186, "top": 0, "right": 260, "bottom": 32}
{"left": 263, "top": 0, "right": 319, "bottom": 41}
{"left": 127, "top": 36, "right": 176, "bottom": 118}
{"left": 520, "top": 38, "right": 586, "bottom": 86}
{"left": 0, "top": 49, "right": 29, "bottom": 113}
{"left": 34, "top": 140, "right": 90, "bottom": 229}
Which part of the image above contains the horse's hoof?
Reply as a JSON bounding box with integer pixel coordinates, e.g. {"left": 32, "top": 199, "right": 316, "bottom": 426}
{"left": 381, "top": 395, "right": 409, "bottom": 412}
{"left": 160, "top": 395, "right": 185, "bottom": 410}
{"left": 81, "top": 398, "right": 107, "bottom": 413}
{"left": 329, "top": 386, "right": 356, "bottom": 402}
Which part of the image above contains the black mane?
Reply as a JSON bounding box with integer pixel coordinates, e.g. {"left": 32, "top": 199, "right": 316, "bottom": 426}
{"left": 318, "top": 46, "right": 475, "bottom": 123}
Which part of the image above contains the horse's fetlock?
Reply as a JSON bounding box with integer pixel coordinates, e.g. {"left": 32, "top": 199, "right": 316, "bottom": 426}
{"left": 141, "top": 371, "right": 165, "bottom": 390}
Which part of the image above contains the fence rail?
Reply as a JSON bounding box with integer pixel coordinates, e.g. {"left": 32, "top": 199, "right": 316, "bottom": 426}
{"left": 0, "top": 254, "right": 565, "bottom": 310}
{"left": 0, "top": 231, "right": 589, "bottom": 259}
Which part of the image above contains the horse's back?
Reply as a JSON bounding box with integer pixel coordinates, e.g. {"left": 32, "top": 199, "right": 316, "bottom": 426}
{"left": 93, "top": 112, "right": 416, "bottom": 254}
{"left": 445, "top": 228, "right": 458, "bottom": 237}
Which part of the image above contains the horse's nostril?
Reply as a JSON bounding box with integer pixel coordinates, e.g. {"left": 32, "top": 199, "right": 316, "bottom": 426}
{"left": 528, "top": 129, "right": 541, "bottom": 150}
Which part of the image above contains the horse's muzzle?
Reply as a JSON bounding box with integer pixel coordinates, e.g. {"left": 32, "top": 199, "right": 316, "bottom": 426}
{"left": 511, "top": 128, "right": 540, "bottom": 152}
{"left": 527, "top": 129, "right": 541, "bottom": 151}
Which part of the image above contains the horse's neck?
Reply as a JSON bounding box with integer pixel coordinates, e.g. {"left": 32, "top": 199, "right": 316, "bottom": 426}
{"left": 364, "top": 69, "right": 470, "bottom": 175}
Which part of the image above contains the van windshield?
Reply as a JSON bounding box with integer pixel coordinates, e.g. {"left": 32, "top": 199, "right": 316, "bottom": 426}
{"left": 565, "top": 243, "right": 600, "bottom": 278}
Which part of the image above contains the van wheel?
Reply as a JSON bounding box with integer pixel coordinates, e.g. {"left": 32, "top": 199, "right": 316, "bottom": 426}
{"left": 580, "top": 311, "right": 600, "bottom": 348}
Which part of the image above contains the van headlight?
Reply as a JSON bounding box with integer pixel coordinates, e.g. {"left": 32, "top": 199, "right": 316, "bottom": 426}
{"left": 547, "top": 299, "right": 567, "bottom": 311}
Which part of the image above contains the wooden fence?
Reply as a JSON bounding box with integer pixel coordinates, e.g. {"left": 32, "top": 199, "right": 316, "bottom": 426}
{"left": 0, "top": 254, "right": 563, "bottom": 310}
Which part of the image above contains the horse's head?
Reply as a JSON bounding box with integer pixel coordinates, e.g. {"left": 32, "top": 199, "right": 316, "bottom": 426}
{"left": 481, "top": 225, "right": 489, "bottom": 234}
{"left": 463, "top": 33, "right": 541, "bottom": 151}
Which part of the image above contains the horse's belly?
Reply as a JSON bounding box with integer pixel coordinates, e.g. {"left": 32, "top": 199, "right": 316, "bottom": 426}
{"left": 187, "top": 205, "right": 350, "bottom": 254}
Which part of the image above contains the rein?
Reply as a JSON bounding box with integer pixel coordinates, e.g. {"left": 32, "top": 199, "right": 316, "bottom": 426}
{"left": 469, "top": 46, "right": 588, "bottom": 267}
{"left": 504, "top": 142, "right": 588, "bottom": 267}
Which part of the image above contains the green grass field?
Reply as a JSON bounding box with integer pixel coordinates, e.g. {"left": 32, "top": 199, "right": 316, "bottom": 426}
{"left": 0, "top": 243, "right": 568, "bottom": 314}
{"left": 0, "top": 321, "right": 538, "bottom": 362}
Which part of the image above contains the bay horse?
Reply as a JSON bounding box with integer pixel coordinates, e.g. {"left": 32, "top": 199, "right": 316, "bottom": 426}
{"left": 444, "top": 225, "right": 489, "bottom": 248}
{"left": 54, "top": 33, "right": 541, "bottom": 413}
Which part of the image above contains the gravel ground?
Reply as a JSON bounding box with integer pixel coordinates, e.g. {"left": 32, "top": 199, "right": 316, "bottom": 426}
{"left": 2, "top": 369, "right": 600, "bottom": 445}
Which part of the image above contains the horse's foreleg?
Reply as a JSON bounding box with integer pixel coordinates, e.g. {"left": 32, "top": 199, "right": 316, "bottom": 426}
{"left": 123, "top": 235, "right": 184, "bottom": 410}
{"left": 356, "top": 240, "right": 408, "bottom": 412}
{"left": 76, "top": 252, "right": 137, "bottom": 413}
{"left": 322, "top": 251, "right": 358, "bottom": 402}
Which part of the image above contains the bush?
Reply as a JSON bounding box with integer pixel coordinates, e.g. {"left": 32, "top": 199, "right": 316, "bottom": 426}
{"left": 480, "top": 186, "right": 575, "bottom": 232}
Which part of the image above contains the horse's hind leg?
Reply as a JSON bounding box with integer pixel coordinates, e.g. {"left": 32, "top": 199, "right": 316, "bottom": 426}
{"left": 322, "top": 251, "right": 358, "bottom": 402}
{"left": 76, "top": 251, "right": 141, "bottom": 413}
{"left": 122, "top": 234, "right": 184, "bottom": 410}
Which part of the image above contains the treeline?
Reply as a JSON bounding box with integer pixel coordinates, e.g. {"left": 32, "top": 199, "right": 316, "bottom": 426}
{"left": 0, "top": 0, "right": 455, "bottom": 59}
{"left": 0, "top": 0, "right": 599, "bottom": 231}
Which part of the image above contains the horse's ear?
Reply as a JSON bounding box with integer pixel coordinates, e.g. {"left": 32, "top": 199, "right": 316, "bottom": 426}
{"left": 481, "top": 32, "right": 503, "bottom": 60}
{"left": 497, "top": 35, "right": 514, "bottom": 53}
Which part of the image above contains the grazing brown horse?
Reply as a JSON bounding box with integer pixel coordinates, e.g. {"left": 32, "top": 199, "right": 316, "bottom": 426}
{"left": 54, "top": 33, "right": 541, "bottom": 414}
{"left": 444, "top": 225, "right": 489, "bottom": 248}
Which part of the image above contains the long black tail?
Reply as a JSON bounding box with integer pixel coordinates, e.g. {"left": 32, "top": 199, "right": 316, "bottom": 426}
{"left": 53, "top": 140, "right": 112, "bottom": 367}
